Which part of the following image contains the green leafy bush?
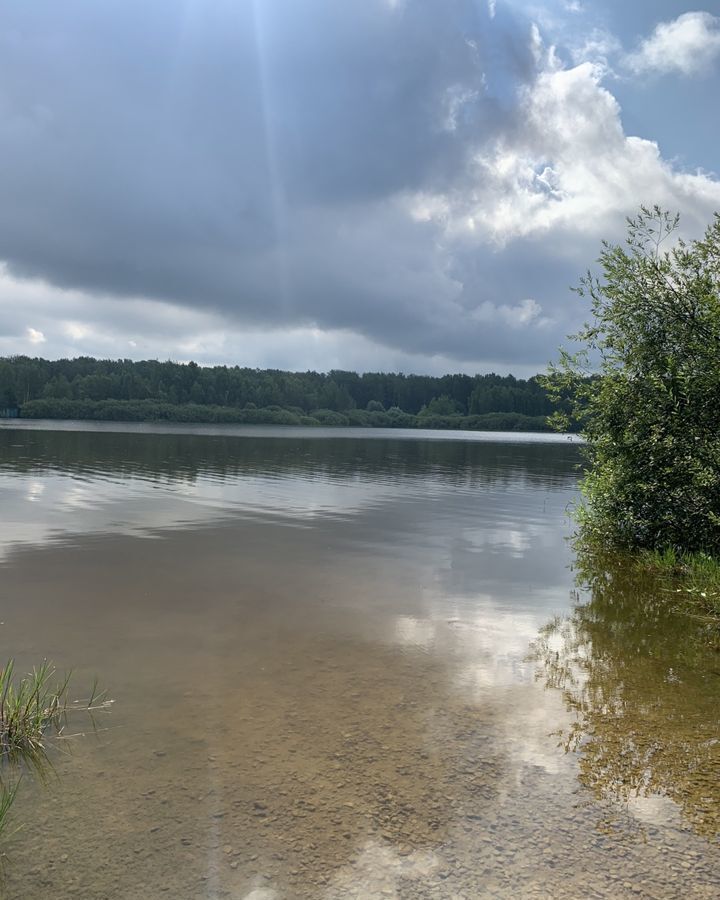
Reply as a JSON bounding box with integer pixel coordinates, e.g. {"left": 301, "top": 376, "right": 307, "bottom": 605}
{"left": 309, "top": 409, "right": 350, "bottom": 426}
{"left": 547, "top": 208, "right": 720, "bottom": 555}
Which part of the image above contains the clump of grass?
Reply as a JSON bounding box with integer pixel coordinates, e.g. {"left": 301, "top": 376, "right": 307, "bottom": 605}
{"left": 0, "top": 660, "right": 112, "bottom": 840}
{"left": 0, "top": 660, "right": 72, "bottom": 768}
{"left": 639, "top": 549, "right": 720, "bottom": 620}
{"left": 573, "top": 534, "right": 720, "bottom": 632}
{"left": 0, "top": 780, "right": 19, "bottom": 841}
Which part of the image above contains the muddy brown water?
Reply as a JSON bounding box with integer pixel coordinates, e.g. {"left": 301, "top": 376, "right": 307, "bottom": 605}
{"left": 0, "top": 422, "right": 718, "bottom": 899}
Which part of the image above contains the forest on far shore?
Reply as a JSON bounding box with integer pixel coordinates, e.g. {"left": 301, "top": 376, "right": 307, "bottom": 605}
{"left": 0, "top": 356, "right": 573, "bottom": 431}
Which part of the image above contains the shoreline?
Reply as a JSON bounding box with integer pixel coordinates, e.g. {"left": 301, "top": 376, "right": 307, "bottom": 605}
{"left": 0, "top": 417, "right": 582, "bottom": 443}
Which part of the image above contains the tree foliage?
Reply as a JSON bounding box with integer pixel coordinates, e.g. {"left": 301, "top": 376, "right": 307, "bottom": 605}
{"left": 547, "top": 207, "right": 720, "bottom": 554}
{"left": 0, "top": 356, "right": 559, "bottom": 428}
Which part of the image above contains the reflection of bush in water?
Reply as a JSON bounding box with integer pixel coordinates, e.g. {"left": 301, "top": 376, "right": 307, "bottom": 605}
{"left": 532, "top": 552, "right": 720, "bottom": 838}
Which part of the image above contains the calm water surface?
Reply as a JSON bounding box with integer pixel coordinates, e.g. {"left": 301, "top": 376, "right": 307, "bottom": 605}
{"left": 0, "top": 422, "right": 718, "bottom": 899}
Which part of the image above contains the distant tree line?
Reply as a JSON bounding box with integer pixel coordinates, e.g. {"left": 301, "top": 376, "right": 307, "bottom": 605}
{"left": 0, "top": 356, "right": 572, "bottom": 431}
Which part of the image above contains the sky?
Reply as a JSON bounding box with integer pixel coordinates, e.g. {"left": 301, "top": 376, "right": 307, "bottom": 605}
{"left": 0, "top": 0, "right": 719, "bottom": 377}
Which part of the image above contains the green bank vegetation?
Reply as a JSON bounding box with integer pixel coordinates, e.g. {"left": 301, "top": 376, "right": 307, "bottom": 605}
{"left": 640, "top": 549, "right": 720, "bottom": 621}
{"left": 0, "top": 661, "right": 111, "bottom": 839}
{"left": 546, "top": 207, "right": 720, "bottom": 622}
{"left": 16, "top": 398, "right": 552, "bottom": 432}
{"left": 0, "top": 358, "right": 569, "bottom": 432}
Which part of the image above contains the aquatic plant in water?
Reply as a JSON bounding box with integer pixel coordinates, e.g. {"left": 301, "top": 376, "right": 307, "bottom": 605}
{"left": 0, "top": 660, "right": 112, "bottom": 838}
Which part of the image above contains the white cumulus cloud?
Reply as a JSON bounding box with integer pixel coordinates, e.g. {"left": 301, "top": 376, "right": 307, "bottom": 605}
{"left": 414, "top": 51, "right": 720, "bottom": 248}
{"left": 627, "top": 11, "right": 720, "bottom": 76}
{"left": 26, "top": 326, "right": 45, "bottom": 344}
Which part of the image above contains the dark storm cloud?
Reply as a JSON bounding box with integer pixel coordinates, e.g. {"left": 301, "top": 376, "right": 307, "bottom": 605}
{"left": 0, "top": 0, "right": 550, "bottom": 360}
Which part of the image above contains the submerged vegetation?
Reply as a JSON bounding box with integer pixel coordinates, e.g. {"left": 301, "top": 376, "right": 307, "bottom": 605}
{"left": 547, "top": 207, "right": 720, "bottom": 617}
{"left": 0, "top": 356, "right": 566, "bottom": 431}
{"left": 0, "top": 661, "right": 111, "bottom": 839}
{"left": 638, "top": 549, "right": 720, "bottom": 621}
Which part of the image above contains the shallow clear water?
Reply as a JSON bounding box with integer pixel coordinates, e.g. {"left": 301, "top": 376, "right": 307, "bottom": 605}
{"left": 0, "top": 422, "right": 718, "bottom": 898}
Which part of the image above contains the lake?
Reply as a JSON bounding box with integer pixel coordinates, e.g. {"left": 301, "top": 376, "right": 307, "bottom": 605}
{"left": 0, "top": 422, "right": 718, "bottom": 898}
